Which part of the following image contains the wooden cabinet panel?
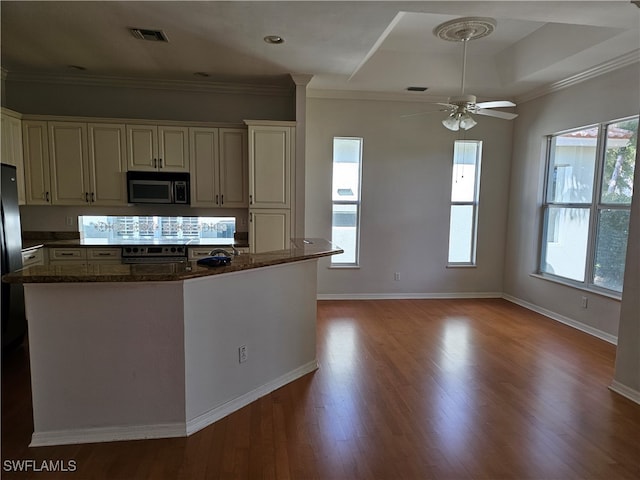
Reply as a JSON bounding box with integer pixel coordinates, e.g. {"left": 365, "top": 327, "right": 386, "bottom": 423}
{"left": 127, "top": 125, "right": 157, "bottom": 171}
{"left": 88, "top": 123, "right": 127, "bottom": 206}
{"left": 22, "top": 121, "right": 51, "bottom": 205}
{"left": 219, "top": 128, "right": 248, "bottom": 208}
{"left": 249, "top": 126, "right": 291, "bottom": 208}
{"left": 159, "top": 126, "right": 189, "bottom": 172}
{"left": 1, "top": 111, "right": 26, "bottom": 204}
{"left": 48, "top": 122, "right": 89, "bottom": 205}
{"left": 250, "top": 209, "right": 291, "bottom": 253}
{"left": 190, "top": 128, "right": 220, "bottom": 206}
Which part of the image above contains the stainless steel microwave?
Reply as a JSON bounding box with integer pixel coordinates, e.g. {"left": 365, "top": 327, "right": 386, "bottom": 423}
{"left": 127, "top": 171, "right": 190, "bottom": 204}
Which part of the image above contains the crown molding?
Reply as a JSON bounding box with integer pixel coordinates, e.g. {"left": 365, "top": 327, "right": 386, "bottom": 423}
{"left": 4, "top": 71, "right": 294, "bottom": 97}
{"left": 516, "top": 49, "right": 640, "bottom": 104}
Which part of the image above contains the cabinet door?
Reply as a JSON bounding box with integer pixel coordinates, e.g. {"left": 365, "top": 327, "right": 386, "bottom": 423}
{"left": 88, "top": 123, "right": 127, "bottom": 206}
{"left": 219, "top": 128, "right": 248, "bottom": 208}
{"left": 1, "top": 113, "right": 26, "bottom": 204}
{"left": 158, "top": 126, "right": 189, "bottom": 172}
{"left": 48, "top": 122, "right": 89, "bottom": 205}
{"left": 249, "top": 209, "right": 291, "bottom": 253}
{"left": 190, "top": 128, "right": 219, "bottom": 206}
{"left": 248, "top": 126, "right": 291, "bottom": 208}
{"left": 126, "top": 125, "right": 158, "bottom": 171}
{"left": 22, "top": 121, "right": 51, "bottom": 205}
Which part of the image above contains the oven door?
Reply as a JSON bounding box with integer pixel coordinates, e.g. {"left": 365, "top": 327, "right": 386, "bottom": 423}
{"left": 128, "top": 180, "right": 173, "bottom": 204}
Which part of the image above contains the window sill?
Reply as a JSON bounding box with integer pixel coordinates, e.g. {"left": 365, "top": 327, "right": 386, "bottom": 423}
{"left": 329, "top": 265, "right": 360, "bottom": 270}
{"left": 529, "top": 273, "right": 622, "bottom": 301}
{"left": 446, "top": 264, "right": 477, "bottom": 268}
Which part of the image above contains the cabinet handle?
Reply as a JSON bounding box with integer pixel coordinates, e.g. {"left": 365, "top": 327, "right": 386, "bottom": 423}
{"left": 221, "top": 194, "right": 224, "bottom": 205}
{"left": 91, "top": 192, "right": 95, "bottom": 202}
{"left": 249, "top": 194, "right": 253, "bottom": 205}
{"left": 45, "top": 192, "right": 50, "bottom": 202}
{"left": 249, "top": 212, "right": 253, "bottom": 222}
{"left": 85, "top": 192, "right": 89, "bottom": 203}
{"left": 215, "top": 194, "right": 219, "bottom": 205}
{"left": 96, "top": 253, "right": 111, "bottom": 256}
{"left": 60, "top": 252, "right": 74, "bottom": 256}
{"left": 26, "top": 255, "right": 36, "bottom": 260}
{"left": 153, "top": 158, "right": 157, "bottom": 168}
{"left": 159, "top": 158, "right": 163, "bottom": 168}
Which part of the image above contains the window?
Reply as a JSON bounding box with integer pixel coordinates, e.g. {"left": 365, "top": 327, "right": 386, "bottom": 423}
{"left": 79, "top": 216, "right": 236, "bottom": 242}
{"left": 448, "top": 140, "right": 482, "bottom": 265}
{"left": 540, "top": 116, "right": 638, "bottom": 293}
{"left": 331, "top": 137, "right": 363, "bottom": 266}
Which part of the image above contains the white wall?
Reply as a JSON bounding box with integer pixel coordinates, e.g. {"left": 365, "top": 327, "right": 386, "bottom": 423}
{"left": 305, "top": 97, "right": 513, "bottom": 296}
{"left": 5, "top": 78, "right": 294, "bottom": 123}
{"left": 503, "top": 64, "right": 640, "bottom": 339}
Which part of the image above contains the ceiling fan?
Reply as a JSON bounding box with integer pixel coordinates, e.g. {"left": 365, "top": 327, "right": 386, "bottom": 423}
{"left": 410, "top": 17, "right": 518, "bottom": 131}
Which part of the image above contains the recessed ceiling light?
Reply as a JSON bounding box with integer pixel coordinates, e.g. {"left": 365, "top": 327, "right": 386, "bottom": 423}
{"left": 407, "top": 86, "right": 428, "bottom": 92}
{"left": 263, "top": 35, "right": 284, "bottom": 45}
{"left": 193, "top": 72, "right": 210, "bottom": 78}
{"left": 68, "top": 65, "right": 87, "bottom": 71}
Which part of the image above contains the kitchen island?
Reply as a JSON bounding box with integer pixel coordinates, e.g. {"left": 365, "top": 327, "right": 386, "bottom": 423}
{"left": 3, "top": 239, "right": 342, "bottom": 447}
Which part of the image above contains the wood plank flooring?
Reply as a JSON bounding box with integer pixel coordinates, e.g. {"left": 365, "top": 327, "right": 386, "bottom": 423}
{"left": 2, "top": 298, "right": 640, "bottom": 479}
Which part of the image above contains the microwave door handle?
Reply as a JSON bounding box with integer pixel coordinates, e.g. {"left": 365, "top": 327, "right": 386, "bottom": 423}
{"left": 170, "top": 183, "right": 175, "bottom": 203}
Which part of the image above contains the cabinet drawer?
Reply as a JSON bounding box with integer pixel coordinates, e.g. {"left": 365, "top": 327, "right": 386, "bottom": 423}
{"left": 21, "top": 248, "right": 44, "bottom": 267}
{"left": 49, "top": 247, "right": 87, "bottom": 260}
{"left": 87, "top": 248, "right": 122, "bottom": 260}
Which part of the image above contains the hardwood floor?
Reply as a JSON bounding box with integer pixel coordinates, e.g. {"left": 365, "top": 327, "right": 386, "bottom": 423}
{"left": 2, "top": 299, "right": 640, "bottom": 479}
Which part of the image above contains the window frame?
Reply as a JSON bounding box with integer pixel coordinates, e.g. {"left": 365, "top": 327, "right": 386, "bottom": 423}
{"left": 447, "top": 140, "right": 483, "bottom": 267}
{"left": 538, "top": 115, "right": 638, "bottom": 296}
{"left": 330, "top": 136, "right": 363, "bottom": 268}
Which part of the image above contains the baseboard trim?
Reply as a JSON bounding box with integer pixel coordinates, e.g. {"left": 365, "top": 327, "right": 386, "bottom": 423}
{"left": 186, "top": 360, "right": 319, "bottom": 436}
{"left": 30, "top": 422, "right": 186, "bottom": 447}
{"left": 609, "top": 381, "right": 640, "bottom": 405}
{"left": 502, "top": 294, "right": 618, "bottom": 344}
{"left": 317, "top": 292, "right": 503, "bottom": 301}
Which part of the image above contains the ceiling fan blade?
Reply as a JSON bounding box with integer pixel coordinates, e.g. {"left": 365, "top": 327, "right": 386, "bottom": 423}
{"left": 401, "top": 109, "right": 447, "bottom": 119}
{"left": 401, "top": 104, "right": 456, "bottom": 118}
{"left": 476, "top": 109, "right": 518, "bottom": 120}
{"left": 475, "top": 100, "right": 516, "bottom": 109}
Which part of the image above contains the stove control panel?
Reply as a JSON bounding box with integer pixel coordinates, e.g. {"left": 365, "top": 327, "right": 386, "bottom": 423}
{"left": 121, "top": 245, "right": 187, "bottom": 258}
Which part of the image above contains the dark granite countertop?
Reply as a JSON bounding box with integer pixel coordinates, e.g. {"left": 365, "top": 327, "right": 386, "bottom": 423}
{"left": 4, "top": 239, "right": 342, "bottom": 284}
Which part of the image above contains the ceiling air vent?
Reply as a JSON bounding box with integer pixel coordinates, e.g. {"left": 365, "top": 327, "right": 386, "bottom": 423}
{"left": 129, "top": 28, "right": 169, "bottom": 42}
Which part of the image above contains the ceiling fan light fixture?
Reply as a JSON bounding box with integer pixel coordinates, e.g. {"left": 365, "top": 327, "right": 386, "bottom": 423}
{"left": 459, "top": 113, "right": 477, "bottom": 130}
{"left": 442, "top": 114, "right": 461, "bottom": 131}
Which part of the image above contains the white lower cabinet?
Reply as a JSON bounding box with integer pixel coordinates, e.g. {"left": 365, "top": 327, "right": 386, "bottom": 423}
{"left": 47, "top": 247, "right": 122, "bottom": 266}
{"left": 21, "top": 248, "right": 45, "bottom": 267}
{"left": 249, "top": 209, "right": 291, "bottom": 254}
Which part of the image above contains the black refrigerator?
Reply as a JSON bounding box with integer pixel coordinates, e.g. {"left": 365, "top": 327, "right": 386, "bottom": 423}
{"left": 1, "top": 163, "right": 26, "bottom": 351}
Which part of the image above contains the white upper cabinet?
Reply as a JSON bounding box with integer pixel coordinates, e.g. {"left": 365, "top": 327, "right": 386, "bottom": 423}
{"left": 248, "top": 125, "right": 291, "bottom": 209}
{"left": 48, "top": 122, "right": 90, "bottom": 205}
{"left": 1, "top": 109, "right": 26, "bottom": 204}
{"left": 23, "top": 120, "right": 128, "bottom": 206}
{"left": 127, "top": 124, "right": 189, "bottom": 172}
{"left": 190, "top": 127, "right": 248, "bottom": 208}
{"left": 22, "top": 120, "right": 52, "bottom": 205}
{"left": 87, "top": 123, "right": 128, "bottom": 206}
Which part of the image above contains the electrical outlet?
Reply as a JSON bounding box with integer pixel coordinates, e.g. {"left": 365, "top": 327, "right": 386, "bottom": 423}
{"left": 581, "top": 296, "right": 588, "bottom": 308}
{"left": 394, "top": 272, "right": 401, "bottom": 281}
{"left": 66, "top": 216, "right": 73, "bottom": 227}
{"left": 238, "top": 345, "right": 248, "bottom": 363}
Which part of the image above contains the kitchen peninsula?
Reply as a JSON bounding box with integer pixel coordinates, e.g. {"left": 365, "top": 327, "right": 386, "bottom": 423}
{"left": 3, "top": 239, "right": 342, "bottom": 447}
